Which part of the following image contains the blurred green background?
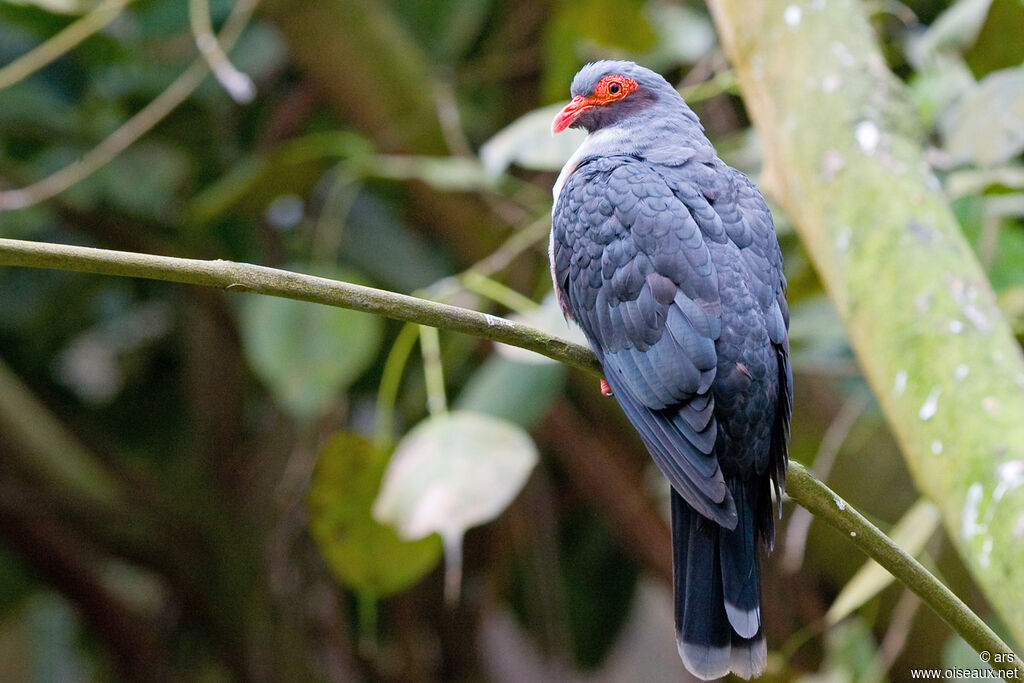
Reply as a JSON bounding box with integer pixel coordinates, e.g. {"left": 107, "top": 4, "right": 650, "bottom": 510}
{"left": 1, "top": 0, "right": 1023, "bottom": 680}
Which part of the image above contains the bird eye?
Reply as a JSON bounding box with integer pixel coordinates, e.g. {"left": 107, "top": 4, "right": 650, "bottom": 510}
{"left": 608, "top": 82, "right": 621, "bottom": 94}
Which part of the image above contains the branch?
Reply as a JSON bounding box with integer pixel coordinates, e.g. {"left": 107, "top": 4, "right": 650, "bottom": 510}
{"left": 0, "top": 236, "right": 1020, "bottom": 672}
{"left": 787, "top": 463, "right": 1023, "bottom": 677}
{"left": 0, "top": 238, "right": 599, "bottom": 375}
{"left": 708, "top": 0, "right": 1024, "bottom": 655}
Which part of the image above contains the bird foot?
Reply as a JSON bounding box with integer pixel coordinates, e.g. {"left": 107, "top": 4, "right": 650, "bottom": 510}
{"left": 600, "top": 378, "right": 613, "bottom": 396}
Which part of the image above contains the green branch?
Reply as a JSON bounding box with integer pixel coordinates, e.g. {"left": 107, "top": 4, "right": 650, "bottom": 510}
{"left": 0, "top": 236, "right": 1019, "bottom": 674}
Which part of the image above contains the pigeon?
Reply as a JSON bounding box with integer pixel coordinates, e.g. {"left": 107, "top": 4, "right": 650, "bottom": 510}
{"left": 550, "top": 60, "right": 791, "bottom": 679}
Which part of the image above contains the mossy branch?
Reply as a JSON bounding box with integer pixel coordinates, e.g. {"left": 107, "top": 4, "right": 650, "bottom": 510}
{"left": 709, "top": 0, "right": 1024, "bottom": 656}
{"left": 0, "top": 236, "right": 1020, "bottom": 673}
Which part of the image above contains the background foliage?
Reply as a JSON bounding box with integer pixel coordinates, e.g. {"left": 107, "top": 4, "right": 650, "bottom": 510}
{"left": 0, "top": 0, "right": 1022, "bottom": 680}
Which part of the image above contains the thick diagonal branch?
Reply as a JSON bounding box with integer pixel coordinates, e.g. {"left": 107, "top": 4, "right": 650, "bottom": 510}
{"left": 709, "top": 0, "right": 1024, "bottom": 653}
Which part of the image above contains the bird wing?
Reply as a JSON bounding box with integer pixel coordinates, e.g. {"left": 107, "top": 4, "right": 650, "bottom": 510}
{"left": 552, "top": 155, "right": 737, "bottom": 527}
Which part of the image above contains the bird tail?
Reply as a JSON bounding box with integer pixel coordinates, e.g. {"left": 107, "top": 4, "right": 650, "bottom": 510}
{"left": 672, "top": 483, "right": 766, "bottom": 680}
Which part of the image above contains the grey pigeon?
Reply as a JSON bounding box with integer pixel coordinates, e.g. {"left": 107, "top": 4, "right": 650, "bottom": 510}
{"left": 550, "top": 60, "right": 791, "bottom": 680}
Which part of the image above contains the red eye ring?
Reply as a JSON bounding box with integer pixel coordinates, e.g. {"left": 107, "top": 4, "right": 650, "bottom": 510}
{"left": 593, "top": 75, "right": 637, "bottom": 103}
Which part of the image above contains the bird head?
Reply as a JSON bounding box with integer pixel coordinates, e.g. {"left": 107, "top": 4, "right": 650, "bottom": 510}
{"left": 551, "top": 60, "right": 681, "bottom": 135}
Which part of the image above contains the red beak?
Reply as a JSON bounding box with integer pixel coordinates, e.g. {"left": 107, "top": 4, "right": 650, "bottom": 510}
{"left": 552, "top": 95, "right": 591, "bottom": 134}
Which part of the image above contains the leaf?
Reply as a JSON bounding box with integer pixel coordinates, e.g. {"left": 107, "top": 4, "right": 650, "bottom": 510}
{"left": 188, "top": 131, "right": 373, "bottom": 224}
{"left": 373, "top": 411, "right": 538, "bottom": 598}
{"left": 307, "top": 432, "right": 442, "bottom": 598}
{"left": 941, "top": 65, "right": 1024, "bottom": 167}
{"left": 238, "top": 266, "right": 384, "bottom": 419}
{"left": 479, "top": 103, "right": 587, "bottom": 176}
{"left": 826, "top": 498, "right": 941, "bottom": 624}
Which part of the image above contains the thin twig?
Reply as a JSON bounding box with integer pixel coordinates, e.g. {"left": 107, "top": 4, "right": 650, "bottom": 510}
{"left": 188, "top": 0, "right": 255, "bottom": 103}
{"left": 0, "top": 0, "right": 257, "bottom": 210}
{"left": 0, "top": 0, "right": 132, "bottom": 92}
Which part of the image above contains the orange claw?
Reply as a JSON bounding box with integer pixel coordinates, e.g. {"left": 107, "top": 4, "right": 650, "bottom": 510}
{"left": 600, "top": 378, "right": 613, "bottom": 396}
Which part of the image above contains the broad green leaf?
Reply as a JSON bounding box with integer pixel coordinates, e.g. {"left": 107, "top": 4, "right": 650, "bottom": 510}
{"left": 479, "top": 103, "right": 587, "bottom": 175}
{"left": 373, "top": 411, "right": 538, "bottom": 597}
{"left": 68, "top": 141, "right": 190, "bottom": 217}
{"left": 826, "top": 498, "right": 941, "bottom": 624}
{"left": 188, "top": 131, "right": 373, "bottom": 224}
{"left": 307, "top": 432, "right": 441, "bottom": 597}
{"left": 239, "top": 266, "right": 383, "bottom": 419}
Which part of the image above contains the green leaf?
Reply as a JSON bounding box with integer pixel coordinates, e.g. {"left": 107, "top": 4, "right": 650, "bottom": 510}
{"left": 826, "top": 498, "right": 941, "bottom": 624}
{"left": 373, "top": 411, "right": 538, "bottom": 597}
{"left": 238, "top": 266, "right": 384, "bottom": 419}
{"left": 307, "top": 432, "right": 442, "bottom": 597}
